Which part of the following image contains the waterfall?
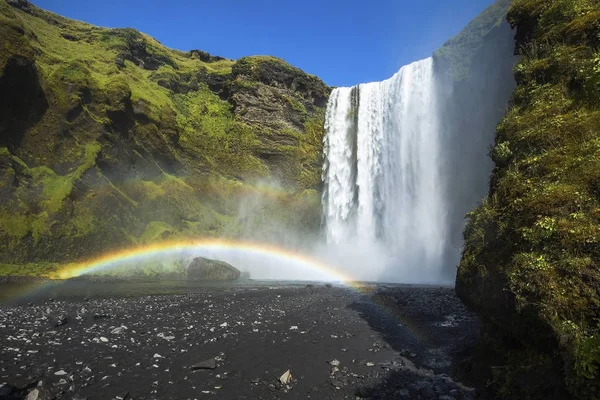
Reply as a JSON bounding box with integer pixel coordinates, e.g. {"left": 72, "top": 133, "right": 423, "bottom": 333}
{"left": 322, "top": 58, "right": 448, "bottom": 281}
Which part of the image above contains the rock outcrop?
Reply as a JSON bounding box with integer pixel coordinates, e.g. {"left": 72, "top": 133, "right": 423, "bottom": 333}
{"left": 456, "top": 0, "right": 600, "bottom": 399}
{"left": 187, "top": 257, "right": 240, "bottom": 281}
{"left": 0, "top": 0, "right": 329, "bottom": 275}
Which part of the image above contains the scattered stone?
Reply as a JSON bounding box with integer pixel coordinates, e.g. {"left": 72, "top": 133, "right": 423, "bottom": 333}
{"left": 398, "top": 389, "right": 411, "bottom": 398}
{"left": 111, "top": 326, "right": 127, "bottom": 334}
{"left": 438, "top": 396, "right": 456, "bottom": 400}
{"left": 190, "top": 358, "right": 217, "bottom": 370}
{"left": 99, "top": 337, "right": 109, "bottom": 343}
{"left": 279, "top": 370, "right": 292, "bottom": 385}
{"left": 114, "top": 391, "right": 130, "bottom": 400}
{"left": 365, "top": 362, "right": 375, "bottom": 367}
{"left": 55, "top": 370, "right": 67, "bottom": 376}
{"left": 289, "top": 326, "right": 298, "bottom": 330}
{"left": 26, "top": 389, "right": 40, "bottom": 400}
{"left": 329, "top": 359, "right": 341, "bottom": 366}
{"left": 220, "top": 322, "right": 228, "bottom": 327}
{"left": 53, "top": 315, "right": 68, "bottom": 327}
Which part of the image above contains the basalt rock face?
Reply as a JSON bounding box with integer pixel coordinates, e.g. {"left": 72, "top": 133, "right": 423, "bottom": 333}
{"left": 0, "top": 0, "right": 330, "bottom": 277}
{"left": 187, "top": 257, "right": 240, "bottom": 281}
{"left": 456, "top": 0, "right": 600, "bottom": 399}
{"left": 433, "top": 0, "right": 517, "bottom": 283}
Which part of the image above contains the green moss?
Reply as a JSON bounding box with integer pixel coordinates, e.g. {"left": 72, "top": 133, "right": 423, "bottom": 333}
{"left": 0, "top": 262, "right": 60, "bottom": 277}
{"left": 140, "top": 221, "right": 178, "bottom": 243}
{"left": 138, "top": 180, "right": 166, "bottom": 200}
{"left": 459, "top": 0, "right": 600, "bottom": 398}
{"left": 284, "top": 95, "right": 307, "bottom": 114}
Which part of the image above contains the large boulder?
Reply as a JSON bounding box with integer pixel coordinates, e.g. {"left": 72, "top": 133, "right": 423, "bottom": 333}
{"left": 187, "top": 257, "right": 240, "bottom": 281}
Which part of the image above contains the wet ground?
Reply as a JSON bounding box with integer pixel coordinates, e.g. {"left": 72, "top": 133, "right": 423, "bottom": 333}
{"left": 0, "top": 281, "right": 480, "bottom": 400}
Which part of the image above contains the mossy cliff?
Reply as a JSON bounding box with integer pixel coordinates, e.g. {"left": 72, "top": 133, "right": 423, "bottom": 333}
{"left": 0, "top": 0, "right": 330, "bottom": 276}
{"left": 456, "top": 0, "right": 600, "bottom": 398}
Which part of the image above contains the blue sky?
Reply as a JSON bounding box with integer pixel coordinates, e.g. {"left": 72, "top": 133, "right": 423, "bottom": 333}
{"left": 34, "top": 0, "right": 496, "bottom": 87}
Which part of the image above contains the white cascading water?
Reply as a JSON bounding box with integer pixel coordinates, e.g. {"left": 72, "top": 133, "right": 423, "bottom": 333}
{"left": 322, "top": 58, "right": 447, "bottom": 282}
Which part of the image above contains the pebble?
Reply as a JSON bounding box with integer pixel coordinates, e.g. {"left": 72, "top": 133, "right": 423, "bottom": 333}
{"left": 279, "top": 370, "right": 292, "bottom": 384}
{"left": 190, "top": 358, "right": 217, "bottom": 370}
{"left": 26, "top": 389, "right": 40, "bottom": 400}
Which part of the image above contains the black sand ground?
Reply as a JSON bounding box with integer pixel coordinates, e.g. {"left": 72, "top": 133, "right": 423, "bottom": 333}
{"left": 0, "top": 283, "right": 480, "bottom": 400}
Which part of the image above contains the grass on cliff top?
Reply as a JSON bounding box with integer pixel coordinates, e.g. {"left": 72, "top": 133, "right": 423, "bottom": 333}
{"left": 1, "top": 0, "right": 234, "bottom": 120}
{"left": 460, "top": 0, "right": 600, "bottom": 398}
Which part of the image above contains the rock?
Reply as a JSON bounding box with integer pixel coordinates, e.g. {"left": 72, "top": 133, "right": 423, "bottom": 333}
{"left": 55, "top": 370, "right": 67, "bottom": 376}
{"left": 26, "top": 389, "right": 40, "bottom": 400}
{"left": 100, "top": 337, "right": 109, "bottom": 342}
{"left": 111, "top": 326, "right": 127, "bottom": 334}
{"left": 190, "top": 358, "right": 217, "bottom": 370}
{"left": 52, "top": 315, "right": 68, "bottom": 327}
{"left": 279, "top": 370, "right": 292, "bottom": 384}
{"left": 398, "top": 389, "right": 411, "bottom": 398}
{"left": 438, "top": 396, "right": 455, "bottom": 400}
{"left": 365, "top": 362, "right": 375, "bottom": 367}
{"left": 416, "top": 381, "right": 436, "bottom": 399}
{"left": 114, "top": 391, "right": 129, "bottom": 400}
{"left": 7, "top": 0, "right": 29, "bottom": 9}
{"left": 0, "top": 384, "right": 15, "bottom": 396}
{"left": 187, "top": 257, "right": 241, "bottom": 281}
{"left": 328, "top": 359, "right": 340, "bottom": 366}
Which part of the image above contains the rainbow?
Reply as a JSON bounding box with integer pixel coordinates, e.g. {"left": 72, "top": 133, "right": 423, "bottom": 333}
{"left": 55, "top": 239, "right": 356, "bottom": 284}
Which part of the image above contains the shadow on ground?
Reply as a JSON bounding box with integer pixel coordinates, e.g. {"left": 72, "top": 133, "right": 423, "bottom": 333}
{"left": 349, "top": 285, "right": 482, "bottom": 399}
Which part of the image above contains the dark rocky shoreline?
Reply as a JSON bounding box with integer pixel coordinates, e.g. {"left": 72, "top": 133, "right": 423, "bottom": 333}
{"left": 0, "top": 284, "right": 481, "bottom": 400}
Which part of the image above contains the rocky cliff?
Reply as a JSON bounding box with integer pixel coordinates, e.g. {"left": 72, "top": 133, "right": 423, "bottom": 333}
{"left": 0, "top": 0, "right": 330, "bottom": 276}
{"left": 456, "top": 0, "right": 600, "bottom": 398}
{"left": 433, "top": 0, "right": 517, "bottom": 282}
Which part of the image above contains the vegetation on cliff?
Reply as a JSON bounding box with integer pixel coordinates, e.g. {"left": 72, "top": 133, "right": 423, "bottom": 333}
{"left": 457, "top": 0, "right": 600, "bottom": 398}
{"left": 0, "top": 0, "right": 330, "bottom": 276}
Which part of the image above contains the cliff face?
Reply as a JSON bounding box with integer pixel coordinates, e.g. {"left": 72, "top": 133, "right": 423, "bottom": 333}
{"left": 0, "top": 0, "right": 330, "bottom": 275}
{"left": 433, "top": 0, "right": 517, "bottom": 282}
{"left": 456, "top": 0, "right": 600, "bottom": 398}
